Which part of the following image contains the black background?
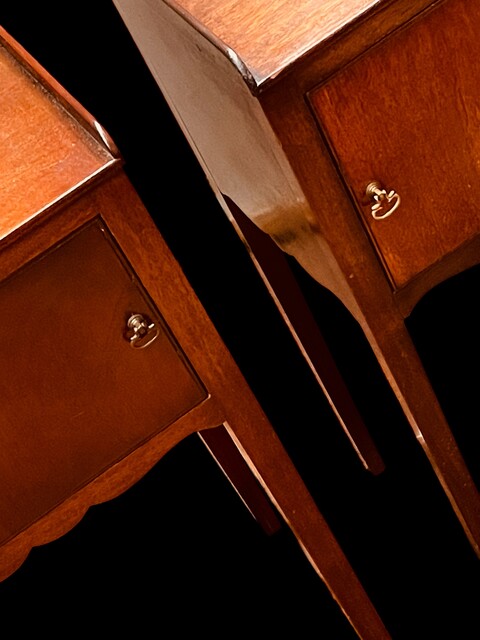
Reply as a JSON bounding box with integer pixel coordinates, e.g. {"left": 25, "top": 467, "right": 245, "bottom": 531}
{"left": 0, "top": 3, "right": 479, "bottom": 638}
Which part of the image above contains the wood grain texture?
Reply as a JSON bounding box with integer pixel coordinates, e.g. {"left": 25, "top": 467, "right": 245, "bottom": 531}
{"left": 0, "top": 168, "right": 392, "bottom": 640}
{"left": 0, "top": 33, "right": 114, "bottom": 241}
{"left": 0, "top": 220, "right": 206, "bottom": 544}
{"left": 167, "top": 0, "right": 380, "bottom": 84}
{"left": 310, "top": 0, "right": 480, "bottom": 289}
{"left": 111, "top": 0, "right": 393, "bottom": 480}
{"left": 0, "top": 398, "right": 226, "bottom": 581}
{"left": 112, "top": 0, "right": 480, "bottom": 565}
{"left": 159, "top": 0, "right": 444, "bottom": 89}
{"left": 0, "top": 28, "right": 393, "bottom": 640}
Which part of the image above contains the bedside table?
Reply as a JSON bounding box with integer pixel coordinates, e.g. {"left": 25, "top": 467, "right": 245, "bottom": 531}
{"left": 0, "top": 26, "right": 391, "bottom": 640}
{"left": 112, "top": 0, "right": 480, "bottom": 556}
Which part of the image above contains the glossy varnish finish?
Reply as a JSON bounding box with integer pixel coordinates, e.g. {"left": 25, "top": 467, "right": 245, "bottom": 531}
{"left": 112, "top": 0, "right": 390, "bottom": 479}
{"left": 170, "top": 0, "right": 381, "bottom": 85}
{"left": 0, "top": 26, "right": 391, "bottom": 640}
{"left": 0, "top": 37, "right": 115, "bottom": 239}
{"left": 310, "top": 0, "right": 480, "bottom": 290}
{"left": 112, "top": 0, "right": 480, "bottom": 575}
{"left": 0, "top": 220, "right": 206, "bottom": 544}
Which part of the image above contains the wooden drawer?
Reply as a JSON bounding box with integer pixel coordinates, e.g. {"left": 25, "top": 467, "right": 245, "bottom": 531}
{"left": 309, "top": 0, "right": 480, "bottom": 290}
{"left": 0, "top": 218, "right": 206, "bottom": 544}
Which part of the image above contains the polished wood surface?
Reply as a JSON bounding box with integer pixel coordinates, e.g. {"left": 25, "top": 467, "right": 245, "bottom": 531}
{"left": 0, "top": 33, "right": 115, "bottom": 238}
{"left": 0, "top": 24, "right": 272, "bottom": 564}
{"left": 310, "top": 0, "right": 480, "bottom": 290}
{"left": 0, "top": 26, "right": 390, "bottom": 640}
{"left": 0, "top": 220, "right": 206, "bottom": 544}
{"left": 112, "top": 0, "right": 480, "bottom": 563}
{"left": 225, "top": 196, "right": 385, "bottom": 474}
{"left": 112, "top": 0, "right": 388, "bottom": 477}
{"left": 162, "top": 0, "right": 433, "bottom": 88}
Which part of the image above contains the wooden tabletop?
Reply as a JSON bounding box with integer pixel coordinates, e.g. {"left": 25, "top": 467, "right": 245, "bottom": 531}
{"left": 0, "top": 28, "right": 117, "bottom": 241}
{"left": 165, "top": 0, "right": 406, "bottom": 84}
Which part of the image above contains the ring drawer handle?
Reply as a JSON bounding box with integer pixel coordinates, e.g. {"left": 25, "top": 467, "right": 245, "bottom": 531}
{"left": 365, "top": 181, "right": 401, "bottom": 220}
{"left": 125, "top": 313, "right": 159, "bottom": 349}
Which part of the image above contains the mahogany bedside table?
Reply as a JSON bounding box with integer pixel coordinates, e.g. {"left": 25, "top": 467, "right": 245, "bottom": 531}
{"left": 112, "top": 0, "right": 480, "bottom": 556}
{"left": 0, "top": 26, "right": 392, "bottom": 640}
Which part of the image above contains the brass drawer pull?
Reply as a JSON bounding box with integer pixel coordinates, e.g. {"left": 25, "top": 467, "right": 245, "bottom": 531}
{"left": 125, "top": 313, "right": 159, "bottom": 349}
{"left": 365, "top": 181, "right": 401, "bottom": 220}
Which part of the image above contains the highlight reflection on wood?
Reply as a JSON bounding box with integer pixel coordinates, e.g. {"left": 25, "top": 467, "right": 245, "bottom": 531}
{"left": 111, "top": 0, "right": 480, "bottom": 558}
{"left": 0, "top": 26, "right": 390, "bottom": 640}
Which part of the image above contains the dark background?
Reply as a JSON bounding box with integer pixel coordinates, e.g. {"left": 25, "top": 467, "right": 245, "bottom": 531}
{"left": 0, "top": 3, "right": 479, "bottom": 637}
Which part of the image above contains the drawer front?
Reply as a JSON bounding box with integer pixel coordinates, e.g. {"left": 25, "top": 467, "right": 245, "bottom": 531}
{"left": 0, "top": 219, "right": 206, "bottom": 543}
{"left": 309, "top": 0, "right": 480, "bottom": 289}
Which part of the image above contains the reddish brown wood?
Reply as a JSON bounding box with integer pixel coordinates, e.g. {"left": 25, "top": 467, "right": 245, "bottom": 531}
{"left": 225, "top": 196, "right": 385, "bottom": 475}
{"left": 309, "top": 0, "right": 480, "bottom": 290}
{"left": 0, "top": 27, "right": 390, "bottom": 640}
{"left": 111, "top": 0, "right": 480, "bottom": 563}
{"left": 0, "top": 220, "right": 207, "bottom": 545}
{"left": 0, "top": 23, "right": 276, "bottom": 553}
{"left": 164, "top": 0, "right": 436, "bottom": 89}
{"left": 198, "top": 426, "right": 282, "bottom": 535}
{"left": 113, "top": 0, "right": 389, "bottom": 478}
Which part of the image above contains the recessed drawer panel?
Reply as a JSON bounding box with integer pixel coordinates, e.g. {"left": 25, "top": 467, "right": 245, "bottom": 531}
{"left": 0, "top": 219, "right": 207, "bottom": 543}
{"left": 309, "top": 0, "right": 480, "bottom": 289}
